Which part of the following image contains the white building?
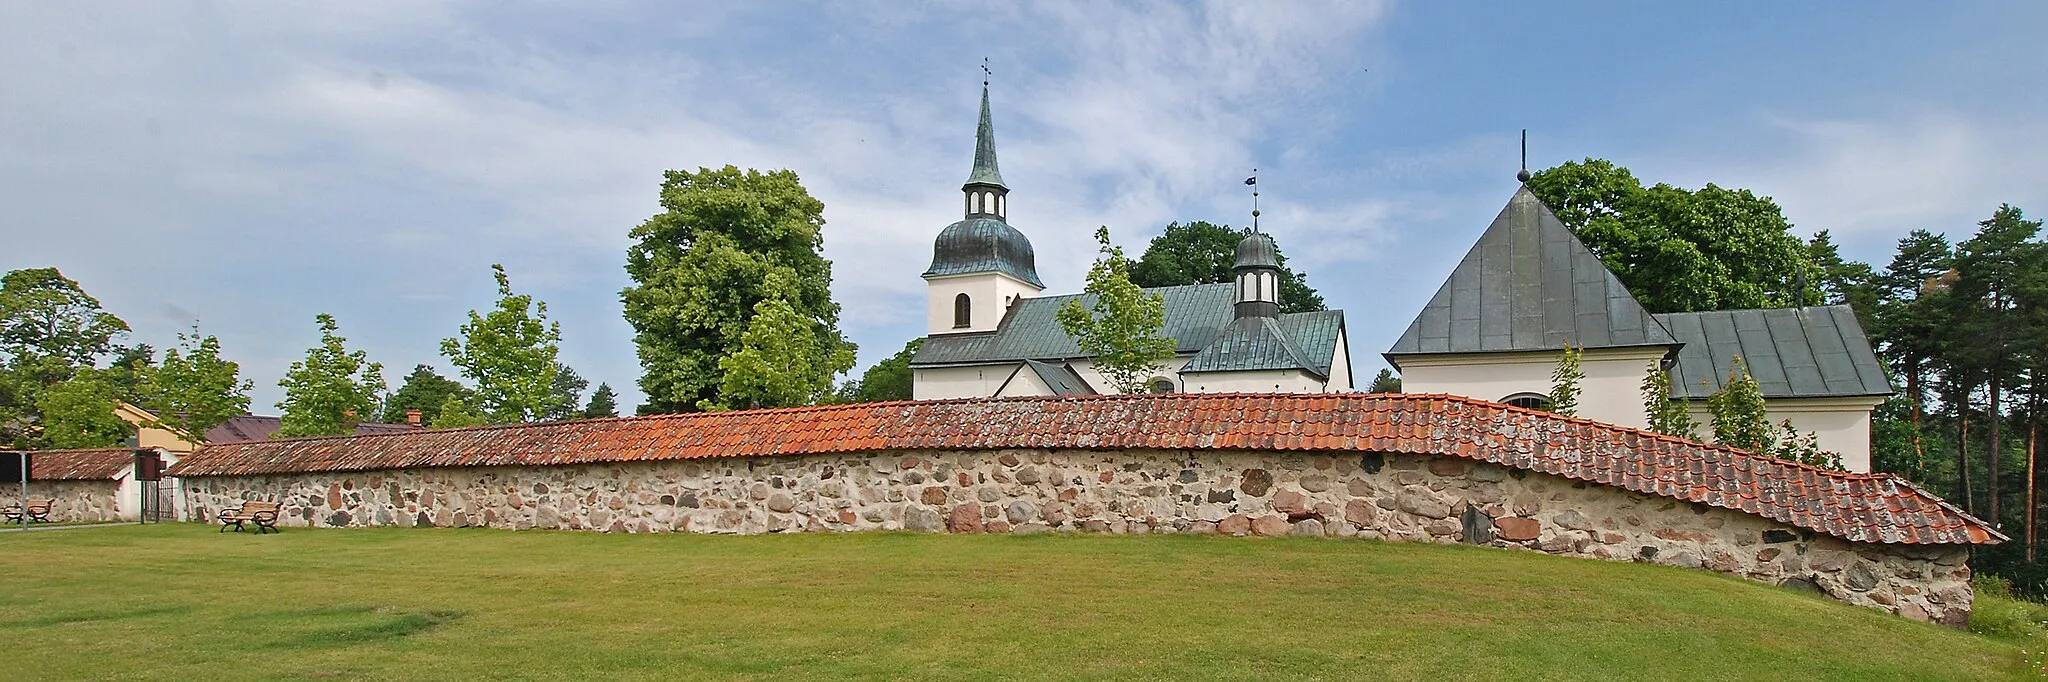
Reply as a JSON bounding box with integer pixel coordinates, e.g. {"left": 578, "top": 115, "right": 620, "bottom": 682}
{"left": 909, "top": 86, "right": 1353, "bottom": 398}
{"left": 1386, "top": 185, "right": 1892, "bottom": 472}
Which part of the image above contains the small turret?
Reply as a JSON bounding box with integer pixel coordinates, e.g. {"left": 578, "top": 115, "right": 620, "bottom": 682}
{"left": 1233, "top": 232, "right": 1282, "bottom": 319}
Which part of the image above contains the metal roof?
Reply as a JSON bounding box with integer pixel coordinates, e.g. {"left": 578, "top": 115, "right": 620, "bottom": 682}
{"left": 1656, "top": 305, "right": 1893, "bottom": 400}
{"left": 964, "top": 85, "right": 1005, "bottom": 189}
{"left": 911, "top": 283, "right": 1343, "bottom": 375}
{"left": 1387, "top": 186, "right": 1677, "bottom": 362}
{"left": 922, "top": 217, "right": 1043, "bottom": 287}
{"left": 1183, "top": 317, "right": 1321, "bottom": 377}
{"left": 1022, "top": 360, "right": 1095, "bottom": 395}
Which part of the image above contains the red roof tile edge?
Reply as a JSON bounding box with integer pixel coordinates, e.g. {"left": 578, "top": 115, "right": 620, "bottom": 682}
{"left": 9, "top": 447, "right": 138, "bottom": 481}
{"left": 164, "top": 392, "right": 2004, "bottom": 546}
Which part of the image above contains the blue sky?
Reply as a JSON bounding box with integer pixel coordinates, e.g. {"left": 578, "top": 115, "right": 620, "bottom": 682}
{"left": 4, "top": 1, "right": 2044, "bottom": 413}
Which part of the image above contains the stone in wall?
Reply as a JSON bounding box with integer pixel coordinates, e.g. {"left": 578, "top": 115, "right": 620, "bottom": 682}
{"left": 4, "top": 480, "right": 121, "bottom": 524}
{"left": 178, "top": 449, "right": 1974, "bottom": 624}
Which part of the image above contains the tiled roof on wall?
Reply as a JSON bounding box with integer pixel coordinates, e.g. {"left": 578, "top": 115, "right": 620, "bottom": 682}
{"left": 12, "top": 448, "right": 137, "bottom": 481}
{"left": 166, "top": 393, "right": 2000, "bottom": 546}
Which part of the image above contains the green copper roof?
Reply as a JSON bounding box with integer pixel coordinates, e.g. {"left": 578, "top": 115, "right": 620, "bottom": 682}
{"left": 1182, "top": 316, "right": 1322, "bottom": 377}
{"left": 923, "top": 217, "right": 1042, "bottom": 287}
{"left": 965, "top": 86, "right": 1005, "bottom": 189}
{"left": 912, "top": 283, "right": 1346, "bottom": 381}
{"left": 1656, "top": 305, "right": 1893, "bottom": 400}
{"left": 1386, "top": 186, "right": 1677, "bottom": 362}
{"left": 1235, "top": 232, "right": 1280, "bottom": 270}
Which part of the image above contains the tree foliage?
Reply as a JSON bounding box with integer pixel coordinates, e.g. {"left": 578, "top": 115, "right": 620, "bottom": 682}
{"left": 1707, "top": 357, "right": 1774, "bottom": 454}
{"left": 145, "top": 326, "right": 253, "bottom": 440}
{"left": 840, "top": 338, "right": 924, "bottom": 404}
{"left": 380, "top": 364, "right": 472, "bottom": 427}
{"left": 277, "top": 314, "right": 385, "bottom": 438}
{"left": 441, "top": 264, "right": 569, "bottom": 424}
{"left": 581, "top": 383, "right": 620, "bottom": 419}
{"left": 432, "top": 394, "right": 488, "bottom": 429}
{"left": 700, "top": 274, "right": 857, "bottom": 411}
{"left": 1641, "top": 365, "right": 1699, "bottom": 440}
{"left": 1525, "top": 160, "right": 1812, "bottom": 313}
{"left": 542, "top": 365, "right": 589, "bottom": 422}
{"left": 36, "top": 369, "right": 131, "bottom": 448}
{"left": 1129, "top": 221, "right": 1325, "bottom": 313}
{"left": 0, "top": 268, "right": 132, "bottom": 367}
{"left": 1367, "top": 368, "right": 1402, "bottom": 393}
{"left": 1546, "top": 343, "right": 1583, "bottom": 417}
{"left": 0, "top": 268, "right": 136, "bottom": 449}
{"left": 1058, "top": 227, "right": 1177, "bottom": 394}
{"left": 623, "top": 166, "right": 853, "bottom": 413}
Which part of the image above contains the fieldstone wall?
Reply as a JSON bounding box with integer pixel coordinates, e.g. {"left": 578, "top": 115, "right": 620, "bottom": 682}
{"left": 3, "top": 480, "right": 121, "bottom": 523}
{"left": 179, "top": 449, "right": 1973, "bottom": 623}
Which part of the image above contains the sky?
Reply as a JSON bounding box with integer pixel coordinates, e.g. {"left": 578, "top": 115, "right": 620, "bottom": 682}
{"left": 4, "top": 1, "right": 2045, "bottom": 413}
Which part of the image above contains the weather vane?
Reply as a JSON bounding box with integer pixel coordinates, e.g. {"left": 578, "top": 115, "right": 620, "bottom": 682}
{"left": 1245, "top": 169, "right": 1260, "bottom": 233}
{"left": 982, "top": 57, "right": 990, "bottom": 87}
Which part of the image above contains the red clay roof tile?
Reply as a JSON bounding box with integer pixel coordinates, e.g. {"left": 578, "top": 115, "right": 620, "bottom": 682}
{"left": 164, "top": 392, "right": 2001, "bottom": 545}
{"left": 12, "top": 448, "right": 137, "bottom": 481}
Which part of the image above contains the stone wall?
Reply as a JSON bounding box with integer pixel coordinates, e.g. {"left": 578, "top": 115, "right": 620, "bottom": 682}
{"left": 178, "top": 448, "right": 1973, "bottom": 623}
{"left": 4, "top": 479, "right": 121, "bottom": 523}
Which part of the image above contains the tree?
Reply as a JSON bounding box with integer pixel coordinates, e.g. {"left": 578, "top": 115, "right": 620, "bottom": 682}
{"left": 841, "top": 338, "right": 923, "bottom": 403}
{"left": 699, "top": 274, "right": 856, "bottom": 411}
{"left": 379, "top": 364, "right": 472, "bottom": 427}
{"left": 0, "top": 268, "right": 131, "bottom": 366}
{"left": 623, "top": 166, "right": 853, "bottom": 413}
{"left": 1129, "top": 221, "right": 1325, "bottom": 313}
{"left": 1547, "top": 343, "right": 1583, "bottom": 417}
{"left": 1367, "top": 368, "right": 1402, "bottom": 393}
{"left": 1525, "top": 160, "right": 1812, "bottom": 313}
{"left": 1872, "top": 230, "right": 1957, "bottom": 472}
{"left": 35, "top": 368, "right": 130, "bottom": 448}
{"left": 144, "top": 325, "right": 252, "bottom": 440}
{"left": 542, "top": 365, "right": 589, "bottom": 422}
{"left": 581, "top": 383, "right": 620, "bottom": 419}
{"left": 1641, "top": 365, "right": 1699, "bottom": 439}
{"left": 1708, "top": 357, "right": 1774, "bottom": 454}
{"left": 1058, "top": 227, "right": 1177, "bottom": 394}
{"left": 441, "top": 264, "right": 570, "bottom": 424}
{"left": 277, "top": 314, "right": 385, "bottom": 438}
{"left": 432, "top": 394, "right": 487, "bottom": 428}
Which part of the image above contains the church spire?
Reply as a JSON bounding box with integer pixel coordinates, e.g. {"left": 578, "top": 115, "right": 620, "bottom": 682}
{"left": 961, "top": 73, "right": 1008, "bottom": 221}
{"left": 965, "top": 84, "right": 1006, "bottom": 190}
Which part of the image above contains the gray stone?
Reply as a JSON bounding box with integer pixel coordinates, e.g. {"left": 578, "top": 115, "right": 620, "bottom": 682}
{"left": 1667, "top": 551, "right": 1702, "bottom": 569}
{"left": 1299, "top": 475, "right": 1331, "bottom": 493}
{"left": 1555, "top": 509, "right": 1594, "bottom": 531}
{"left": 1395, "top": 487, "right": 1451, "bottom": 519}
{"left": 1291, "top": 519, "right": 1324, "bottom": 537}
{"left": 1470, "top": 464, "right": 1508, "bottom": 483}
{"left": 326, "top": 510, "right": 352, "bottom": 527}
{"left": 1780, "top": 577, "right": 1823, "bottom": 595}
{"left": 1179, "top": 469, "right": 1199, "bottom": 483}
{"left": 1206, "top": 489, "right": 1235, "bottom": 504}
{"left": 679, "top": 492, "right": 700, "bottom": 508}
{"left": 1460, "top": 506, "right": 1494, "bottom": 545}
{"left": 1006, "top": 501, "right": 1037, "bottom": 524}
{"left": 1845, "top": 562, "right": 1880, "bottom": 592}
{"left": 767, "top": 493, "right": 795, "bottom": 513}
{"left": 977, "top": 487, "right": 1000, "bottom": 503}
{"left": 904, "top": 507, "right": 944, "bottom": 532}
{"left": 1016, "top": 467, "right": 1042, "bottom": 484}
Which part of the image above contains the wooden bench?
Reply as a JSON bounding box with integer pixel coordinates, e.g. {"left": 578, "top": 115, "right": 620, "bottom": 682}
{"left": 2, "top": 499, "right": 54, "bottom": 524}
{"left": 219, "top": 501, "right": 282, "bottom": 534}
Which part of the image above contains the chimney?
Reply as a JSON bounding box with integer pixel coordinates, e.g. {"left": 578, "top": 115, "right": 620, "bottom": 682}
{"left": 406, "top": 409, "right": 422, "bottom": 428}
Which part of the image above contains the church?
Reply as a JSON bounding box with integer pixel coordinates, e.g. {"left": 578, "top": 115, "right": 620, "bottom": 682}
{"left": 908, "top": 87, "right": 1355, "bottom": 399}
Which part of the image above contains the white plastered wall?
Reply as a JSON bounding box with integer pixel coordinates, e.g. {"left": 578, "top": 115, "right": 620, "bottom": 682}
{"left": 995, "top": 366, "right": 1051, "bottom": 397}
{"left": 924, "top": 272, "right": 1040, "bottom": 336}
{"left": 914, "top": 364, "right": 1025, "bottom": 400}
{"left": 1682, "top": 396, "right": 1883, "bottom": 474}
{"left": 1327, "top": 327, "right": 1354, "bottom": 391}
{"left": 1394, "top": 346, "right": 1669, "bottom": 430}
{"left": 1180, "top": 369, "right": 1326, "bottom": 393}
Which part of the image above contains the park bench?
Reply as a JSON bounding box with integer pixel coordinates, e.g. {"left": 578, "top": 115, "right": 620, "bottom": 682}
{"left": 2, "top": 499, "right": 53, "bottom": 524}
{"left": 219, "top": 501, "right": 282, "bottom": 534}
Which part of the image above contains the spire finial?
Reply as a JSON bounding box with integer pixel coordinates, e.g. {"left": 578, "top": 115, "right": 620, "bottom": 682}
{"left": 1516, "top": 129, "right": 1531, "bottom": 183}
{"left": 964, "top": 67, "right": 1006, "bottom": 190}
{"left": 981, "top": 57, "right": 990, "bottom": 88}
{"left": 1246, "top": 170, "right": 1261, "bottom": 233}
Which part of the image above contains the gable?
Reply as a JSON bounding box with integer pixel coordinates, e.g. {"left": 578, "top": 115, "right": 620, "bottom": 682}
{"left": 1388, "top": 186, "right": 1676, "bottom": 361}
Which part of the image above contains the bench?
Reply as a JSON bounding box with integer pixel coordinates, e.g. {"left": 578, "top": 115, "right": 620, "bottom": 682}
{"left": 2, "top": 499, "right": 54, "bottom": 524}
{"left": 219, "top": 501, "right": 282, "bottom": 534}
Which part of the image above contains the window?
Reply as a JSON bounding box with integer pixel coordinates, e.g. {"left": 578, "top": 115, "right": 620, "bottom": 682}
{"left": 953, "top": 293, "right": 972, "bottom": 328}
{"left": 1149, "top": 377, "right": 1176, "bottom": 394}
{"left": 1501, "top": 392, "right": 1552, "bottom": 411}
{"left": 995, "top": 194, "right": 1004, "bottom": 217}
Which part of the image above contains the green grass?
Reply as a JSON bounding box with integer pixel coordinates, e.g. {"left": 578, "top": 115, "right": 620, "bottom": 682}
{"left": 0, "top": 524, "right": 2036, "bottom": 681}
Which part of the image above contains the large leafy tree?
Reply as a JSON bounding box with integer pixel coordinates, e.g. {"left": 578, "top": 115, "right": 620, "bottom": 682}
{"left": 623, "top": 165, "right": 854, "bottom": 413}
{"left": 442, "top": 264, "right": 570, "bottom": 424}
{"left": 0, "top": 268, "right": 134, "bottom": 448}
{"left": 702, "top": 273, "right": 857, "bottom": 411}
{"left": 277, "top": 314, "right": 385, "bottom": 438}
{"left": 1058, "top": 227, "right": 1177, "bottom": 394}
{"left": 144, "top": 325, "right": 253, "bottom": 440}
{"left": 1129, "top": 221, "right": 1325, "bottom": 313}
{"left": 379, "top": 364, "right": 473, "bottom": 427}
{"left": 1525, "top": 160, "right": 1812, "bottom": 313}
{"left": 36, "top": 368, "right": 130, "bottom": 448}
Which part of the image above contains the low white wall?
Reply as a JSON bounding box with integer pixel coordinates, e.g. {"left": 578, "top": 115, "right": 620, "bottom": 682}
{"left": 1397, "top": 347, "right": 1666, "bottom": 429}
{"left": 1684, "top": 397, "right": 1881, "bottom": 473}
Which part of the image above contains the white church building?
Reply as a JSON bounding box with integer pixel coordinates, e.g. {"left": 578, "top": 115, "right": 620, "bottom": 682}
{"left": 908, "top": 87, "right": 1354, "bottom": 399}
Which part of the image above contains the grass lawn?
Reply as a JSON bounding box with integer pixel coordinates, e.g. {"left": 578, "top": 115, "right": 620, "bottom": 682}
{"left": 0, "top": 524, "right": 2036, "bottom": 681}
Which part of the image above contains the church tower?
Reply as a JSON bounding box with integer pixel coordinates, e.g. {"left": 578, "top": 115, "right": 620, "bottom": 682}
{"left": 922, "top": 85, "right": 1043, "bottom": 335}
{"left": 1232, "top": 232, "right": 1282, "bottom": 319}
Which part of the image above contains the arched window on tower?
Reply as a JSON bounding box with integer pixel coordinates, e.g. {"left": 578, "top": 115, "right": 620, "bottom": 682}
{"left": 953, "top": 293, "right": 972, "bottom": 328}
